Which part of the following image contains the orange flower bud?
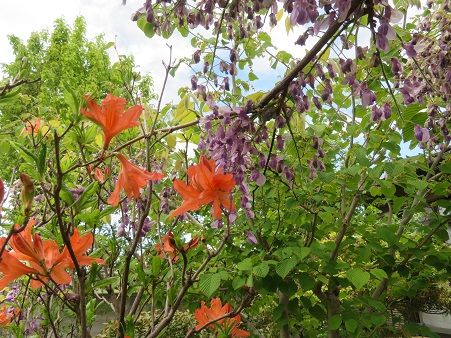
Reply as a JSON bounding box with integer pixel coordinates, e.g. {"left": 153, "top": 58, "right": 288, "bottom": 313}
{"left": 20, "top": 173, "right": 34, "bottom": 216}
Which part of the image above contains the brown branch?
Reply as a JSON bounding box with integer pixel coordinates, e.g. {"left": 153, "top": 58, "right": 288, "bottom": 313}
{"left": 209, "top": 0, "right": 230, "bottom": 74}
{"left": 145, "top": 220, "right": 232, "bottom": 338}
{"left": 256, "top": 0, "right": 364, "bottom": 109}
{"left": 116, "top": 185, "right": 154, "bottom": 337}
{"left": 53, "top": 131, "right": 89, "bottom": 338}
{"left": 0, "top": 78, "right": 40, "bottom": 97}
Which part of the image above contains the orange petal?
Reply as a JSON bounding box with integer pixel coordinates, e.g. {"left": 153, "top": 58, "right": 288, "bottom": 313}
{"left": 212, "top": 198, "right": 222, "bottom": 220}
{"left": 50, "top": 263, "right": 72, "bottom": 285}
{"left": 108, "top": 175, "right": 123, "bottom": 207}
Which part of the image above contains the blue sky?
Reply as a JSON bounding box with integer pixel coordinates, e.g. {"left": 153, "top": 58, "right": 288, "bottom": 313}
{"left": 0, "top": 0, "right": 422, "bottom": 158}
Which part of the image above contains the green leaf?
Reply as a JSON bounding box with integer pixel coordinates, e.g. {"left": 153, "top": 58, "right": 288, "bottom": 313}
{"left": 173, "top": 95, "right": 196, "bottom": 124}
{"left": 346, "top": 268, "right": 370, "bottom": 290}
{"left": 276, "top": 8, "right": 284, "bottom": 21}
{"left": 166, "top": 134, "right": 177, "bottom": 148}
{"left": 177, "top": 25, "right": 189, "bottom": 37}
{"left": 253, "top": 262, "right": 269, "bottom": 278}
{"left": 299, "top": 273, "right": 315, "bottom": 291}
{"left": 232, "top": 276, "right": 246, "bottom": 290}
{"left": 99, "top": 206, "right": 116, "bottom": 219}
{"left": 365, "top": 298, "right": 386, "bottom": 312}
{"left": 257, "top": 32, "right": 272, "bottom": 45}
{"left": 199, "top": 273, "right": 221, "bottom": 297}
{"left": 0, "top": 140, "right": 10, "bottom": 154}
{"left": 60, "top": 185, "right": 75, "bottom": 205}
{"left": 380, "top": 181, "right": 396, "bottom": 197}
{"left": 369, "top": 186, "right": 382, "bottom": 197}
{"left": 152, "top": 256, "right": 162, "bottom": 276}
{"left": 293, "top": 247, "right": 311, "bottom": 260}
{"left": 439, "top": 160, "right": 451, "bottom": 174}
{"left": 276, "top": 258, "right": 298, "bottom": 279}
{"left": 329, "top": 314, "right": 342, "bottom": 330}
{"left": 237, "top": 258, "right": 253, "bottom": 271}
{"left": 246, "top": 274, "right": 254, "bottom": 287}
{"left": 12, "top": 142, "right": 37, "bottom": 164}
{"left": 371, "top": 314, "right": 386, "bottom": 326}
{"left": 284, "top": 16, "right": 291, "bottom": 34}
{"left": 137, "top": 16, "right": 155, "bottom": 38}
{"left": 94, "top": 276, "right": 120, "bottom": 289}
{"left": 125, "top": 315, "right": 135, "bottom": 337}
{"left": 345, "top": 318, "right": 358, "bottom": 333}
{"left": 73, "top": 181, "right": 99, "bottom": 212}
{"left": 320, "top": 47, "right": 331, "bottom": 62}
{"left": 370, "top": 268, "right": 388, "bottom": 280}
{"left": 37, "top": 144, "right": 47, "bottom": 176}
{"left": 63, "top": 82, "right": 80, "bottom": 117}
{"left": 103, "top": 41, "right": 115, "bottom": 50}
{"left": 376, "top": 227, "right": 397, "bottom": 245}
{"left": 248, "top": 72, "right": 258, "bottom": 81}
{"left": 86, "top": 299, "right": 97, "bottom": 325}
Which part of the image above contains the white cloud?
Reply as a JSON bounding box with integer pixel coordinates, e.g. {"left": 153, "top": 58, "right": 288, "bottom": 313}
{"left": 0, "top": 0, "right": 194, "bottom": 101}
{"left": 0, "top": 1, "right": 424, "bottom": 103}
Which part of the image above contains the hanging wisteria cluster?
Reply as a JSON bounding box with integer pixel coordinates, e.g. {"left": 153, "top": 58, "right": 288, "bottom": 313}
{"left": 198, "top": 102, "right": 294, "bottom": 220}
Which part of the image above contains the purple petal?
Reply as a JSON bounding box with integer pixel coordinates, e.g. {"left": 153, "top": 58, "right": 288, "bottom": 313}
{"left": 246, "top": 231, "right": 258, "bottom": 244}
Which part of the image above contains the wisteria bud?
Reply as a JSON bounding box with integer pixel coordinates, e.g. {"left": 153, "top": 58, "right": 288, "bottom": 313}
{"left": 192, "top": 49, "right": 201, "bottom": 64}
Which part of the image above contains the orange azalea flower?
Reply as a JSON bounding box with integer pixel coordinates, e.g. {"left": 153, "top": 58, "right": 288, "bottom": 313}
{"left": 155, "top": 231, "right": 178, "bottom": 262}
{"left": 62, "top": 228, "right": 104, "bottom": 269}
{"left": 9, "top": 219, "right": 71, "bottom": 288}
{"left": 155, "top": 232, "right": 200, "bottom": 262}
{"left": 169, "top": 156, "right": 236, "bottom": 220}
{"left": 28, "top": 240, "right": 72, "bottom": 289}
{"left": 182, "top": 236, "right": 201, "bottom": 252}
{"left": 194, "top": 298, "right": 249, "bottom": 337}
{"left": 81, "top": 94, "right": 143, "bottom": 149}
{"left": 0, "top": 238, "right": 37, "bottom": 290}
{"left": 0, "top": 305, "right": 20, "bottom": 326}
{"left": 22, "top": 118, "right": 41, "bottom": 135}
{"left": 88, "top": 165, "right": 110, "bottom": 183}
{"left": 94, "top": 167, "right": 105, "bottom": 183}
{"left": 107, "top": 154, "right": 165, "bottom": 207}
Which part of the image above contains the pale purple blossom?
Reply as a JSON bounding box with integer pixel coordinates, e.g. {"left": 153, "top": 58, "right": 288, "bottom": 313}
{"left": 360, "top": 83, "right": 376, "bottom": 106}
{"left": 246, "top": 231, "right": 258, "bottom": 244}
{"left": 414, "top": 125, "right": 430, "bottom": 143}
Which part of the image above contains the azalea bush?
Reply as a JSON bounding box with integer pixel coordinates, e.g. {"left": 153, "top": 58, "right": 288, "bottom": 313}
{"left": 0, "top": 0, "right": 450, "bottom": 337}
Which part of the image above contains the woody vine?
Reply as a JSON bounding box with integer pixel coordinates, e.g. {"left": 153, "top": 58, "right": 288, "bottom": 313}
{"left": 0, "top": 0, "right": 450, "bottom": 337}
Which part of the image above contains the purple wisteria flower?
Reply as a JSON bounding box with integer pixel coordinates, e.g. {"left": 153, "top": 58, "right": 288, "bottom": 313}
{"left": 376, "top": 21, "right": 396, "bottom": 51}
{"left": 25, "top": 316, "right": 42, "bottom": 335}
{"left": 414, "top": 125, "right": 430, "bottom": 143}
{"left": 403, "top": 43, "right": 417, "bottom": 57}
{"left": 390, "top": 57, "right": 403, "bottom": 77}
{"left": 192, "top": 49, "right": 201, "bottom": 64}
{"left": 371, "top": 106, "right": 383, "bottom": 122}
{"left": 191, "top": 75, "right": 198, "bottom": 90}
{"left": 335, "top": 0, "right": 351, "bottom": 22}
{"left": 211, "top": 219, "right": 223, "bottom": 229}
{"left": 5, "top": 284, "right": 20, "bottom": 302}
{"left": 246, "top": 231, "right": 258, "bottom": 245}
{"left": 276, "top": 135, "right": 285, "bottom": 151}
{"left": 400, "top": 78, "right": 425, "bottom": 104}
{"left": 312, "top": 96, "right": 322, "bottom": 110}
{"left": 360, "top": 83, "right": 376, "bottom": 106}
{"left": 140, "top": 217, "right": 154, "bottom": 236}
{"left": 382, "top": 103, "right": 392, "bottom": 120}
{"left": 250, "top": 169, "right": 266, "bottom": 187}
